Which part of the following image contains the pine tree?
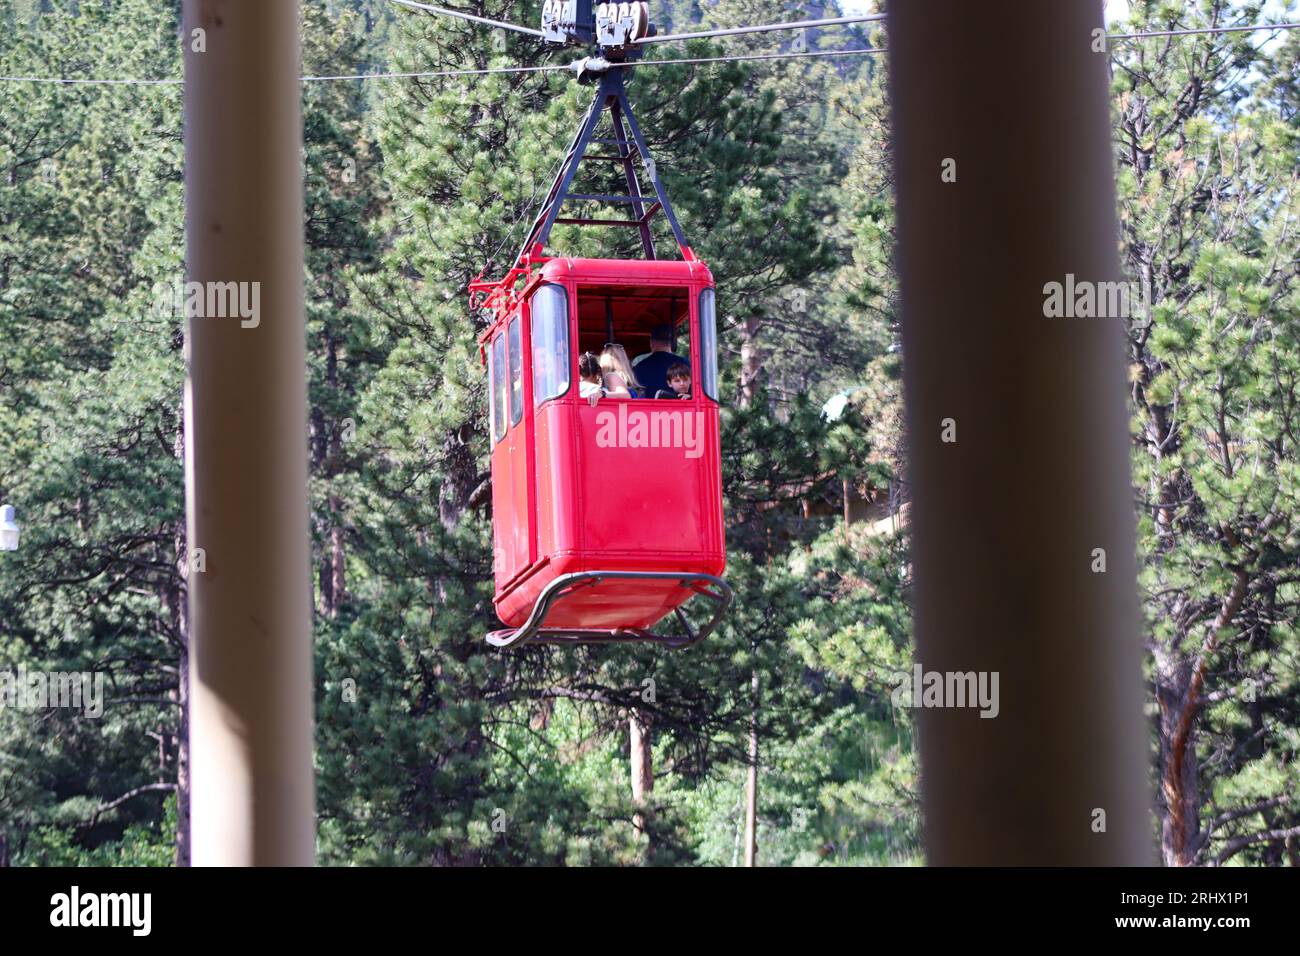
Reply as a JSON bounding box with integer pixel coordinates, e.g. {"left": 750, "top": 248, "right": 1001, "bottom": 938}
{"left": 0, "top": 0, "right": 186, "bottom": 865}
{"left": 1109, "top": 0, "right": 1299, "bottom": 865}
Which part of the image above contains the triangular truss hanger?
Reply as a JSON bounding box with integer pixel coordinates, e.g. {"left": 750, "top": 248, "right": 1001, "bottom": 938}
{"left": 514, "top": 66, "right": 691, "bottom": 266}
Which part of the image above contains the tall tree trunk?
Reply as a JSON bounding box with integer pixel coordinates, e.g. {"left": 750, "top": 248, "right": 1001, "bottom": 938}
{"left": 426, "top": 424, "right": 486, "bottom": 864}
{"left": 738, "top": 315, "right": 762, "bottom": 405}
{"left": 738, "top": 313, "right": 763, "bottom": 865}
{"left": 1156, "top": 665, "right": 1200, "bottom": 866}
{"left": 317, "top": 548, "right": 332, "bottom": 616}
{"left": 1155, "top": 570, "right": 1248, "bottom": 865}
{"left": 175, "top": 634, "right": 190, "bottom": 867}
{"left": 743, "top": 668, "right": 759, "bottom": 867}
{"left": 325, "top": 336, "right": 344, "bottom": 615}
{"left": 842, "top": 476, "right": 852, "bottom": 541}
{"left": 167, "top": 522, "right": 190, "bottom": 867}
{"left": 316, "top": 335, "right": 345, "bottom": 617}
{"left": 630, "top": 709, "right": 653, "bottom": 845}
{"left": 328, "top": 497, "right": 345, "bottom": 617}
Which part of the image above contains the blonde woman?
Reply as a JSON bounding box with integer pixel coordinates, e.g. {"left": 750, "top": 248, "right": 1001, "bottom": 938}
{"left": 599, "top": 343, "right": 642, "bottom": 398}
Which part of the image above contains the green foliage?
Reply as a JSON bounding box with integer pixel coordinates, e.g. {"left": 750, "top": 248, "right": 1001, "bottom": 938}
{"left": 1112, "top": 0, "right": 1300, "bottom": 864}
{"left": 22, "top": 795, "right": 175, "bottom": 867}
{"left": 0, "top": 0, "right": 185, "bottom": 867}
{"left": 3, "top": 0, "right": 1296, "bottom": 869}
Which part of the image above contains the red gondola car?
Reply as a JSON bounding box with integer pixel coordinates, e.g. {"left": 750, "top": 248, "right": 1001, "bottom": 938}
{"left": 473, "top": 65, "right": 731, "bottom": 648}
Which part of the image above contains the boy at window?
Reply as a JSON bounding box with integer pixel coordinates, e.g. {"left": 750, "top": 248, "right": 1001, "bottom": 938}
{"left": 655, "top": 362, "right": 691, "bottom": 399}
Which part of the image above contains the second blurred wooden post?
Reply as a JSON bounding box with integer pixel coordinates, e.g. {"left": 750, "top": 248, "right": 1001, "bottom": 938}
{"left": 889, "top": 0, "right": 1152, "bottom": 864}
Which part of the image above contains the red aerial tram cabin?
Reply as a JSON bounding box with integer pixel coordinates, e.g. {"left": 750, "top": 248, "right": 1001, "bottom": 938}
{"left": 472, "top": 60, "right": 732, "bottom": 649}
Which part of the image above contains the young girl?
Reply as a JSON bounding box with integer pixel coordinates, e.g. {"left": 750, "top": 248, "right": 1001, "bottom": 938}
{"left": 578, "top": 351, "right": 604, "bottom": 405}
{"left": 599, "top": 344, "right": 641, "bottom": 398}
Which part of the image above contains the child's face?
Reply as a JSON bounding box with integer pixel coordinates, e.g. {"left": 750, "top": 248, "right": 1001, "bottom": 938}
{"left": 669, "top": 374, "right": 691, "bottom": 395}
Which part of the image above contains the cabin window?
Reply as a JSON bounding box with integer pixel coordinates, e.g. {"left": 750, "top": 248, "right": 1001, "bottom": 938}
{"left": 698, "top": 287, "right": 719, "bottom": 402}
{"left": 570, "top": 285, "right": 696, "bottom": 398}
{"left": 508, "top": 316, "right": 524, "bottom": 427}
{"left": 490, "top": 333, "right": 507, "bottom": 444}
{"left": 530, "top": 284, "right": 570, "bottom": 406}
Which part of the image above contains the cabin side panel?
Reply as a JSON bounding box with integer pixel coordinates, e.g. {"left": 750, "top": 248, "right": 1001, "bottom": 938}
{"left": 574, "top": 400, "right": 720, "bottom": 563}
{"left": 534, "top": 402, "right": 579, "bottom": 562}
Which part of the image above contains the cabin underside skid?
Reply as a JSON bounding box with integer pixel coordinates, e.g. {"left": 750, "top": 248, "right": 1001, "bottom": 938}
{"left": 486, "top": 570, "right": 732, "bottom": 649}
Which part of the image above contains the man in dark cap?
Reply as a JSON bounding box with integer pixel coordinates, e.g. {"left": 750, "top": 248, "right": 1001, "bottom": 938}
{"left": 632, "top": 323, "right": 688, "bottom": 399}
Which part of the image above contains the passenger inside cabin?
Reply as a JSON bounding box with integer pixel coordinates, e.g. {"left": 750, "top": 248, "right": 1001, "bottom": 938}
{"left": 633, "top": 323, "right": 687, "bottom": 398}
{"left": 599, "top": 344, "right": 641, "bottom": 398}
{"left": 655, "top": 362, "right": 691, "bottom": 400}
{"left": 578, "top": 351, "right": 605, "bottom": 405}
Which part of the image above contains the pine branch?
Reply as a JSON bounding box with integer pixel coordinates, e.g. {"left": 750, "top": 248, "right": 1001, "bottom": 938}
{"left": 76, "top": 782, "right": 176, "bottom": 831}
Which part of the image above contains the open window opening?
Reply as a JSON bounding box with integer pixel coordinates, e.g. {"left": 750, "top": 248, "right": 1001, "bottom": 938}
{"left": 575, "top": 283, "right": 705, "bottom": 400}
{"left": 531, "top": 283, "right": 571, "bottom": 407}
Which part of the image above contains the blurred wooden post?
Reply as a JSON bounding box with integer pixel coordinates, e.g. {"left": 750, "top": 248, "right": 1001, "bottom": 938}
{"left": 183, "top": 0, "right": 315, "bottom": 866}
{"left": 889, "top": 0, "right": 1152, "bottom": 863}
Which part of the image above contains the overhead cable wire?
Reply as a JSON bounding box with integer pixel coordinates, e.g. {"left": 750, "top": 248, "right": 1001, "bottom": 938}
{"left": 0, "top": 49, "right": 876, "bottom": 85}
{"left": 387, "top": 0, "right": 544, "bottom": 37}
{"left": 1107, "top": 21, "right": 1300, "bottom": 40}
{"left": 300, "top": 63, "right": 564, "bottom": 81}
{"left": 385, "top": 0, "right": 889, "bottom": 44}
{"left": 634, "top": 13, "right": 887, "bottom": 45}
{"left": 0, "top": 74, "right": 182, "bottom": 85}
{"left": 629, "top": 46, "right": 885, "bottom": 68}
{"left": 3, "top": 21, "right": 1298, "bottom": 85}
{"left": 0, "top": 64, "right": 567, "bottom": 85}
